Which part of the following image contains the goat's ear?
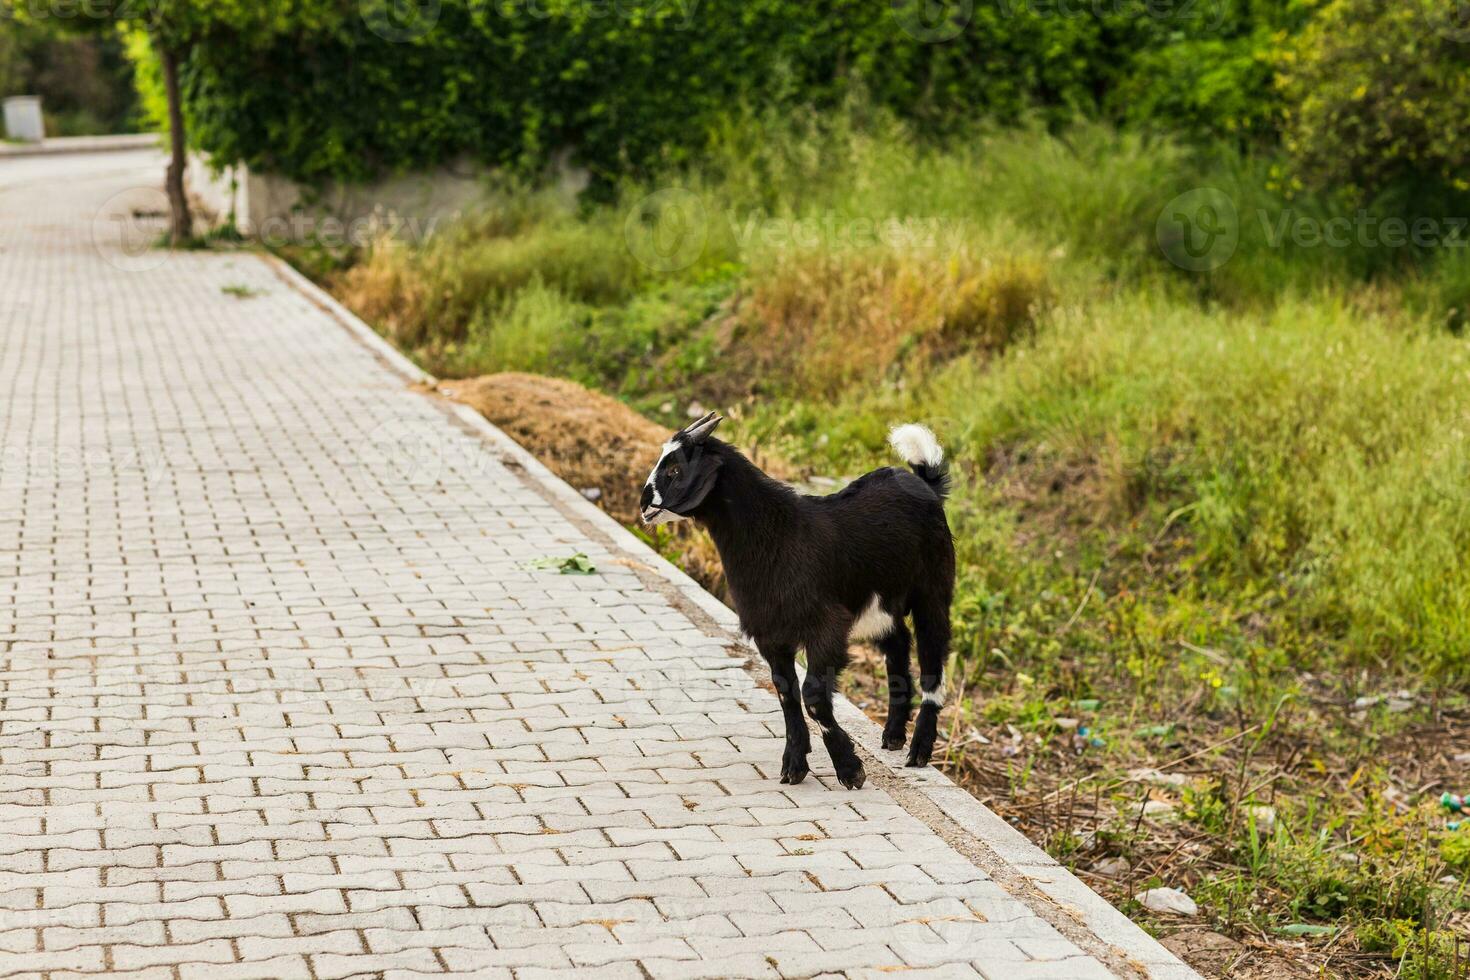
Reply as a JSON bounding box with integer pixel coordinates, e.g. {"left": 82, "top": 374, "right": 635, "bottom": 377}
{"left": 683, "top": 453, "right": 724, "bottom": 509}
{"left": 683, "top": 412, "right": 723, "bottom": 444}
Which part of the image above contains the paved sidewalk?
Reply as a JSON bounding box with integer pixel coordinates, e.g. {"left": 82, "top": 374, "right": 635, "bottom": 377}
{"left": 0, "top": 151, "right": 1198, "bottom": 979}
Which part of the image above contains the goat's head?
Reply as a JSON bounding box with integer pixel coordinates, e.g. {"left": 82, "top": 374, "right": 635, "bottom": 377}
{"left": 640, "top": 412, "right": 724, "bottom": 525}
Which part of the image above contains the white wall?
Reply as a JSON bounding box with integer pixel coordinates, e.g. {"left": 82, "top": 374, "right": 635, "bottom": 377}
{"left": 188, "top": 154, "right": 491, "bottom": 245}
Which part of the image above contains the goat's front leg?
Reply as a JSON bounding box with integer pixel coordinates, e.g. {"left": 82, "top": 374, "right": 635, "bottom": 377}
{"left": 760, "top": 645, "right": 810, "bottom": 785}
{"left": 802, "top": 641, "right": 866, "bottom": 790}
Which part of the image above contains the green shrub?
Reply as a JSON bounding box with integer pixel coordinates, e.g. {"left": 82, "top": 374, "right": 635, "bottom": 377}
{"left": 1110, "top": 36, "right": 1279, "bottom": 142}
{"left": 1279, "top": 0, "right": 1470, "bottom": 197}
{"left": 149, "top": 0, "right": 1305, "bottom": 187}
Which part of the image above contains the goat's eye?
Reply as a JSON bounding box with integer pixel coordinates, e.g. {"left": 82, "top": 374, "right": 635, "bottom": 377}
{"left": 666, "top": 465, "right": 683, "bottom": 481}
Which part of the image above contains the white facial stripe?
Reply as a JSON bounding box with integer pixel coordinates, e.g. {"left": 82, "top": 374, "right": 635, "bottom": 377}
{"left": 921, "top": 690, "right": 945, "bottom": 708}
{"left": 644, "top": 439, "right": 682, "bottom": 505}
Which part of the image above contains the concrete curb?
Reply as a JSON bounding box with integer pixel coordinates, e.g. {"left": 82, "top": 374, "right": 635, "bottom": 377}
{"left": 264, "top": 250, "right": 1202, "bottom": 980}
{"left": 0, "top": 133, "right": 160, "bottom": 158}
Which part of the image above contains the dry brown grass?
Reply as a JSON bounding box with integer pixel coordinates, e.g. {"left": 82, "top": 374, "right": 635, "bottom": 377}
{"left": 441, "top": 372, "right": 667, "bottom": 524}
{"left": 733, "top": 246, "right": 1049, "bottom": 396}
{"left": 330, "top": 233, "right": 1049, "bottom": 407}
{"left": 332, "top": 238, "right": 432, "bottom": 348}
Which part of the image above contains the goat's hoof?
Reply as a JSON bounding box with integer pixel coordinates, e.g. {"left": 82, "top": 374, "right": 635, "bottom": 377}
{"left": 905, "top": 744, "right": 933, "bottom": 768}
{"left": 835, "top": 762, "right": 867, "bottom": 790}
{"left": 780, "top": 753, "right": 809, "bottom": 785}
{"left": 881, "top": 731, "right": 907, "bottom": 751}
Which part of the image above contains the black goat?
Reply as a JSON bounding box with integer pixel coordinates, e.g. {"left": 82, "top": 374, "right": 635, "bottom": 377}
{"left": 640, "top": 413, "right": 955, "bottom": 790}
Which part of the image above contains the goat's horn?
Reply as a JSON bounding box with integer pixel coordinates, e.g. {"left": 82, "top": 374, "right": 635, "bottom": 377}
{"left": 682, "top": 411, "right": 716, "bottom": 433}
{"left": 683, "top": 411, "right": 723, "bottom": 442}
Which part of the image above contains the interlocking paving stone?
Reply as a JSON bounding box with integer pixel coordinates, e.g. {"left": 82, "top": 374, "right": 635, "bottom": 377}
{"left": 0, "top": 150, "right": 1199, "bottom": 978}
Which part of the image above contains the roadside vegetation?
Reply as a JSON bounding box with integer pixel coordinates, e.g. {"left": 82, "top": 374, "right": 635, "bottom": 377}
{"left": 291, "top": 107, "right": 1470, "bottom": 977}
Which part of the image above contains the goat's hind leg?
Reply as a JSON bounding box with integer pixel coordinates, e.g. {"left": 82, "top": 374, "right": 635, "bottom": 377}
{"left": 907, "top": 595, "right": 951, "bottom": 768}
{"left": 877, "top": 621, "right": 913, "bottom": 751}
{"left": 760, "top": 645, "right": 810, "bottom": 784}
{"left": 802, "top": 639, "right": 866, "bottom": 790}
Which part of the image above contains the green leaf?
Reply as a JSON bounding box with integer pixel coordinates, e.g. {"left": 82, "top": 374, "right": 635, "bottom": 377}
{"left": 528, "top": 553, "right": 598, "bottom": 575}
{"left": 1277, "top": 924, "right": 1336, "bottom": 937}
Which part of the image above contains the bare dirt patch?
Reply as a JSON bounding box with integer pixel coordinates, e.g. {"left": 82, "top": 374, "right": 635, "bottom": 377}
{"left": 1160, "top": 930, "right": 1314, "bottom": 979}
{"left": 440, "top": 372, "right": 668, "bottom": 525}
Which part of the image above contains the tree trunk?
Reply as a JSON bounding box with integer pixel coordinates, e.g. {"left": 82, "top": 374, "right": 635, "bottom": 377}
{"left": 157, "top": 39, "right": 192, "bottom": 246}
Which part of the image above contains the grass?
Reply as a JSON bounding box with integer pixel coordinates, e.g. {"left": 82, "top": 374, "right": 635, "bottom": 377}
{"left": 925, "top": 295, "right": 1470, "bottom": 677}
{"left": 301, "top": 111, "right": 1470, "bottom": 976}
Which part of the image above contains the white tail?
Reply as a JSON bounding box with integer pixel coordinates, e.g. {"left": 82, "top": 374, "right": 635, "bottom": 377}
{"left": 888, "top": 424, "right": 944, "bottom": 468}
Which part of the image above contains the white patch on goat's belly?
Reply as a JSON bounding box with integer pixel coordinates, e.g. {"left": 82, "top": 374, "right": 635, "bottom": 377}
{"left": 848, "top": 594, "right": 894, "bottom": 642}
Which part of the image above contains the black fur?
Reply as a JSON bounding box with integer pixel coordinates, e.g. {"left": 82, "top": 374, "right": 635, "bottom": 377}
{"left": 640, "top": 415, "right": 956, "bottom": 789}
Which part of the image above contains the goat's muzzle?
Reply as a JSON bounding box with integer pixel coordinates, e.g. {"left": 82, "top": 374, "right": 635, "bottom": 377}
{"left": 641, "top": 505, "right": 682, "bottom": 526}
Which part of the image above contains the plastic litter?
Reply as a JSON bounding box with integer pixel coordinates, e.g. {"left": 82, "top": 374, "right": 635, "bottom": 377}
{"left": 1075, "top": 724, "right": 1106, "bottom": 749}
{"left": 1246, "top": 804, "right": 1277, "bottom": 835}
{"left": 1128, "top": 767, "right": 1189, "bottom": 788}
{"left": 1091, "top": 856, "right": 1130, "bottom": 877}
{"left": 1441, "top": 793, "right": 1470, "bottom": 830}
{"left": 1138, "top": 887, "right": 1197, "bottom": 916}
{"left": 1134, "top": 799, "right": 1177, "bottom": 820}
